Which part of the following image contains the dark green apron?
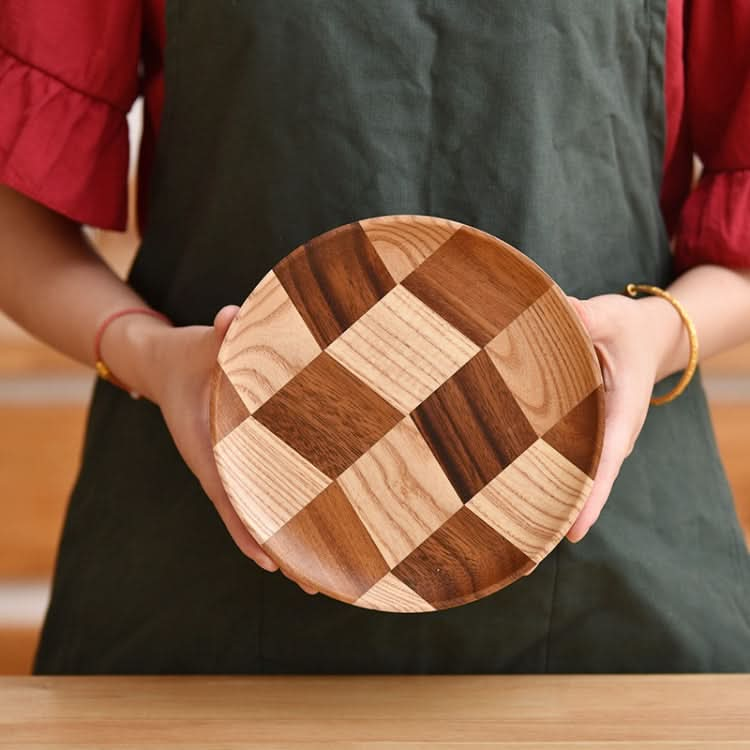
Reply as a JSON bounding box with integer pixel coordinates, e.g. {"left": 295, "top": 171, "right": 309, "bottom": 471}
{"left": 35, "top": 0, "right": 750, "bottom": 674}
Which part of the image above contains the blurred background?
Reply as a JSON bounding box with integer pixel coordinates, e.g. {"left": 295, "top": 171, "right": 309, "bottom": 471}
{"left": 1, "top": 106, "right": 748, "bottom": 674}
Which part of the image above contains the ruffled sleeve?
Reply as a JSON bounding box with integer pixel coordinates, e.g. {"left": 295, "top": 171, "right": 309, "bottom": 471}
{"left": 0, "top": 0, "right": 142, "bottom": 230}
{"left": 665, "top": 0, "right": 750, "bottom": 272}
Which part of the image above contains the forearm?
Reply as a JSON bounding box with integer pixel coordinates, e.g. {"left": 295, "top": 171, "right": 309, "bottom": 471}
{"left": 0, "top": 186, "right": 280, "bottom": 569}
{"left": 0, "top": 185, "right": 170, "bottom": 400}
{"left": 640, "top": 264, "right": 750, "bottom": 382}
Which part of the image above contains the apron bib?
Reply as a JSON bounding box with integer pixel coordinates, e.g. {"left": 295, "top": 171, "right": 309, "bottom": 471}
{"left": 35, "top": 0, "right": 750, "bottom": 673}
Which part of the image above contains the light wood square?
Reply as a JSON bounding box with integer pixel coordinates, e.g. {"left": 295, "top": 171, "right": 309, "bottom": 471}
{"left": 338, "top": 417, "right": 463, "bottom": 568}
{"left": 360, "top": 215, "right": 461, "bottom": 282}
{"left": 218, "top": 270, "right": 322, "bottom": 413}
{"left": 327, "top": 285, "right": 480, "bottom": 414}
{"left": 214, "top": 416, "right": 331, "bottom": 544}
{"left": 485, "top": 286, "right": 602, "bottom": 436}
{"left": 466, "top": 438, "right": 592, "bottom": 563}
{"left": 355, "top": 572, "right": 436, "bottom": 612}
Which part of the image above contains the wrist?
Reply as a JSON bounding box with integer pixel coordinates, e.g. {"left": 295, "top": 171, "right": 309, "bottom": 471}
{"left": 636, "top": 294, "right": 686, "bottom": 383}
{"left": 98, "top": 312, "right": 173, "bottom": 402}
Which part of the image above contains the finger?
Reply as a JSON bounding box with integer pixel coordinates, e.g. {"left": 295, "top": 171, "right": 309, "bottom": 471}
{"left": 198, "top": 456, "right": 280, "bottom": 572}
{"left": 209, "top": 304, "right": 312, "bottom": 586}
{"left": 213, "top": 488, "right": 279, "bottom": 571}
{"left": 188, "top": 350, "right": 276, "bottom": 571}
{"left": 566, "top": 296, "right": 590, "bottom": 329}
{"left": 567, "top": 295, "right": 614, "bottom": 344}
{"left": 566, "top": 387, "right": 634, "bottom": 542}
{"left": 280, "top": 568, "right": 319, "bottom": 595}
{"left": 566, "top": 425, "right": 628, "bottom": 541}
{"left": 567, "top": 296, "right": 615, "bottom": 392}
{"left": 190, "top": 426, "right": 279, "bottom": 571}
{"left": 213, "top": 305, "right": 240, "bottom": 342}
{"left": 197, "top": 422, "right": 313, "bottom": 586}
{"left": 281, "top": 569, "right": 319, "bottom": 596}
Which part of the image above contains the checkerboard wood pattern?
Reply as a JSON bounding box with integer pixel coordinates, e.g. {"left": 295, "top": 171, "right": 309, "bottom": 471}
{"left": 211, "top": 216, "right": 605, "bottom": 611}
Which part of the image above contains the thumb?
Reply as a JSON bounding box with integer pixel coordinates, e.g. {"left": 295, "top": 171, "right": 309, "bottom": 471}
{"left": 567, "top": 295, "right": 609, "bottom": 341}
{"left": 213, "top": 304, "right": 240, "bottom": 343}
{"left": 567, "top": 295, "right": 616, "bottom": 392}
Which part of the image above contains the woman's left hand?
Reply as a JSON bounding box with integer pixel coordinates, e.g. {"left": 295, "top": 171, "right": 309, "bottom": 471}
{"left": 565, "top": 292, "right": 668, "bottom": 542}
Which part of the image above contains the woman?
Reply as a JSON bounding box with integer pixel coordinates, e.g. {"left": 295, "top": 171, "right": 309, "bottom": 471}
{"left": 1, "top": 0, "right": 749, "bottom": 673}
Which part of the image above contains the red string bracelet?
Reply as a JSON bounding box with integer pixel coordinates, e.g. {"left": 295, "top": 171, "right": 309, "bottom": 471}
{"left": 93, "top": 307, "right": 171, "bottom": 398}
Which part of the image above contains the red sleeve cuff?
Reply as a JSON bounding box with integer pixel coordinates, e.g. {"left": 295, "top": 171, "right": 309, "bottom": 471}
{"left": 673, "top": 168, "right": 750, "bottom": 274}
{"left": 0, "top": 46, "right": 129, "bottom": 230}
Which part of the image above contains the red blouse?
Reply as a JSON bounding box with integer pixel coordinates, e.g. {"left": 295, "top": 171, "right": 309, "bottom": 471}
{"left": 1, "top": 0, "right": 749, "bottom": 273}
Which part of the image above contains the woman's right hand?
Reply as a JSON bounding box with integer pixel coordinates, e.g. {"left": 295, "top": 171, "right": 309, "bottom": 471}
{"left": 105, "top": 304, "right": 319, "bottom": 595}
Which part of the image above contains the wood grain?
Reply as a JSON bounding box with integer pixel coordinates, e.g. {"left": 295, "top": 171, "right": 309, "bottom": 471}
{"left": 359, "top": 215, "right": 461, "bottom": 282}
{"left": 467, "top": 439, "right": 593, "bottom": 563}
{"left": 211, "top": 216, "right": 606, "bottom": 610}
{"left": 213, "top": 416, "right": 331, "bottom": 543}
{"left": 253, "top": 353, "right": 403, "bottom": 478}
{"left": 412, "top": 350, "right": 538, "bottom": 502}
{"left": 275, "top": 223, "right": 395, "bottom": 348}
{"left": 542, "top": 387, "right": 604, "bottom": 479}
{"left": 217, "top": 270, "right": 322, "bottom": 413}
{"left": 337, "top": 418, "right": 463, "bottom": 568}
{"left": 392, "top": 506, "right": 534, "bottom": 609}
{"left": 209, "top": 366, "right": 250, "bottom": 445}
{"left": 0, "top": 627, "right": 39, "bottom": 676}
{"left": 263, "top": 482, "right": 389, "bottom": 601}
{"left": 485, "top": 285, "right": 603, "bottom": 436}
{"left": 402, "top": 226, "right": 552, "bottom": 346}
{"left": 2, "top": 675, "right": 749, "bottom": 746}
{"left": 354, "top": 572, "right": 436, "bottom": 612}
{"left": 0, "top": 405, "right": 85, "bottom": 578}
{"left": 327, "top": 285, "right": 479, "bottom": 414}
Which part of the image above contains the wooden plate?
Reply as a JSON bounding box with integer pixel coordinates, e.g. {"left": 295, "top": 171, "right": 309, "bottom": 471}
{"left": 210, "top": 216, "right": 604, "bottom": 611}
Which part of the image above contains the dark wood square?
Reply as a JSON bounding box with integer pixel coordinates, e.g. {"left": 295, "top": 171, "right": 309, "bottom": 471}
{"left": 210, "top": 365, "right": 250, "bottom": 445}
{"left": 391, "top": 506, "right": 534, "bottom": 609}
{"left": 412, "top": 350, "right": 537, "bottom": 501}
{"left": 254, "top": 352, "right": 403, "bottom": 478}
{"left": 543, "top": 386, "right": 604, "bottom": 479}
{"left": 263, "top": 482, "right": 390, "bottom": 601}
{"left": 402, "top": 227, "right": 552, "bottom": 346}
{"left": 275, "top": 222, "right": 396, "bottom": 348}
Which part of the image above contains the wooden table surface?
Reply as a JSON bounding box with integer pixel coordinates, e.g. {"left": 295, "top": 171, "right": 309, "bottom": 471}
{"left": 1, "top": 675, "right": 748, "bottom": 748}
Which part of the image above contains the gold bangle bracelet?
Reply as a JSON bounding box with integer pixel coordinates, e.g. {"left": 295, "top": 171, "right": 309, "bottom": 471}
{"left": 624, "top": 283, "right": 699, "bottom": 406}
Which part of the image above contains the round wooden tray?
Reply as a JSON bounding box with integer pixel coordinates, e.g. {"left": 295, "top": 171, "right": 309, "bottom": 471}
{"left": 210, "top": 216, "right": 604, "bottom": 611}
